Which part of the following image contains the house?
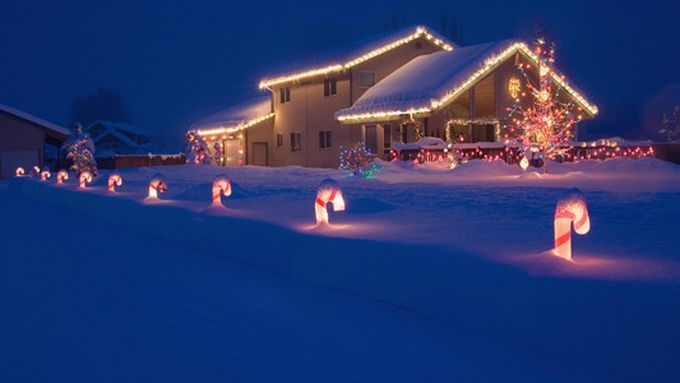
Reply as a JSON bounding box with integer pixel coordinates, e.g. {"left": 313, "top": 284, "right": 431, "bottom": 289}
{"left": 0, "top": 104, "right": 69, "bottom": 178}
{"left": 189, "top": 26, "right": 597, "bottom": 168}
{"left": 85, "top": 120, "right": 160, "bottom": 156}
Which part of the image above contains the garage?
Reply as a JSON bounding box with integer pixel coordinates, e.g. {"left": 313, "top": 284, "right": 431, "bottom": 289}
{"left": 0, "top": 104, "right": 69, "bottom": 179}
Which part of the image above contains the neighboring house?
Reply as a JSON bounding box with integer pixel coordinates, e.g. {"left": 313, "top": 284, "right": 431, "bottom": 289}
{"left": 189, "top": 25, "right": 597, "bottom": 168}
{"left": 85, "top": 120, "right": 160, "bottom": 156}
{"left": 0, "top": 104, "right": 69, "bottom": 178}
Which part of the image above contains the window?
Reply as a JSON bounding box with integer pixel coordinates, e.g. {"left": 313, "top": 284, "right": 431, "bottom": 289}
{"left": 277, "top": 133, "right": 283, "bottom": 147}
{"left": 290, "top": 132, "right": 302, "bottom": 152}
{"left": 324, "top": 78, "right": 337, "bottom": 97}
{"left": 358, "top": 72, "right": 375, "bottom": 88}
{"left": 383, "top": 124, "right": 392, "bottom": 149}
{"left": 279, "top": 87, "right": 291, "bottom": 103}
{"left": 319, "top": 130, "right": 332, "bottom": 148}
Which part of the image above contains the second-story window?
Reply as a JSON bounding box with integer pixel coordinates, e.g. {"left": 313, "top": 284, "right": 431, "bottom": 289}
{"left": 358, "top": 72, "right": 375, "bottom": 88}
{"left": 324, "top": 78, "right": 337, "bottom": 97}
{"left": 280, "top": 87, "right": 291, "bottom": 104}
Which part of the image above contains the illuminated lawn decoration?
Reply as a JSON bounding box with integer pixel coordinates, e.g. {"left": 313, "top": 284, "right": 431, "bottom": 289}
{"left": 79, "top": 171, "right": 93, "bottom": 188}
{"left": 315, "top": 178, "right": 346, "bottom": 225}
{"left": 15, "top": 167, "right": 25, "bottom": 176}
{"left": 30, "top": 166, "right": 40, "bottom": 177}
{"left": 40, "top": 168, "right": 51, "bottom": 181}
{"left": 554, "top": 189, "right": 591, "bottom": 261}
{"left": 211, "top": 175, "right": 232, "bottom": 207}
{"left": 108, "top": 174, "right": 122, "bottom": 192}
{"left": 519, "top": 156, "right": 529, "bottom": 172}
{"left": 57, "top": 170, "right": 69, "bottom": 184}
{"left": 148, "top": 174, "right": 168, "bottom": 200}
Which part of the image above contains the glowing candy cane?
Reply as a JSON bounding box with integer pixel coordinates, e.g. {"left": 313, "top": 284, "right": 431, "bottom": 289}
{"left": 211, "top": 175, "right": 232, "bottom": 206}
{"left": 57, "top": 170, "right": 69, "bottom": 184}
{"left": 15, "top": 167, "right": 25, "bottom": 176}
{"left": 30, "top": 166, "right": 41, "bottom": 177}
{"left": 79, "top": 171, "right": 93, "bottom": 188}
{"left": 40, "top": 168, "right": 51, "bottom": 181}
{"left": 108, "top": 174, "right": 122, "bottom": 192}
{"left": 148, "top": 174, "right": 168, "bottom": 200}
{"left": 554, "top": 189, "right": 591, "bottom": 261}
{"left": 315, "top": 178, "right": 345, "bottom": 225}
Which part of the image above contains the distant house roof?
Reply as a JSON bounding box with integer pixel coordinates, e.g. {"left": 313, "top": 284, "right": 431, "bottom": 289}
{"left": 190, "top": 96, "right": 274, "bottom": 136}
{"left": 0, "top": 103, "right": 70, "bottom": 138}
{"left": 258, "top": 25, "right": 454, "bottom": 89}
{"left": 335, "top": 40, "right": 598, "bottom": 123}
{"left": 86, "top": 120, "right": 157, "bottom": 138}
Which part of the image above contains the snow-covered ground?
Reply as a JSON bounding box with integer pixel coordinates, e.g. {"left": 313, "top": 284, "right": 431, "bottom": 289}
{"left": 2, "top": 158, "right": 680, "bottom": 382}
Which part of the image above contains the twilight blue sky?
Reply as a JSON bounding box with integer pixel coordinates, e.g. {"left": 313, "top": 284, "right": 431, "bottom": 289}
{"left": 1, "top": 0, "right": 678, "bottom": 146}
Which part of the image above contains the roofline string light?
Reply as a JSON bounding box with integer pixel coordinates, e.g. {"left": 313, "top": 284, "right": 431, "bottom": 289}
{"left": 258, "top": 26, "right": 453, "bottom": 89}
{"left": 336, "top": 42, "right": 598, "bottom": 124}
{"left": 193, "top": 112, "right": 275, "bottom": 138}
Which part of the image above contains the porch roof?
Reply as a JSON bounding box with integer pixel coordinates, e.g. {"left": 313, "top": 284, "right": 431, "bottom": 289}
{"left": 335, "top": 40, "right": 598, "bottom": 123}
{"left": 190, "top": 96, "right": 273, "bottom": 135}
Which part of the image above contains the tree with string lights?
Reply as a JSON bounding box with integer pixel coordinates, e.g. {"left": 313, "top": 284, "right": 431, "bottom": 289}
{"left": 504, "top": 39, "right": 584, "bottom": 173}
{"left": 62, "top": 122, "right": 97, "bottom": 176}
{"left": 185, "top": 131, "right": 212, "bottom": 165}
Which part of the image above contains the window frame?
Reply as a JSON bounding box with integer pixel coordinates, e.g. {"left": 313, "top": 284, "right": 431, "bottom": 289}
{"left": 290, "top": 132, "right": 302, "bottom": 152}
{"left": 358, "top": 72, "right": 376, "bottom": 89}
{"left": 276, "top": 133, "right": 283, "bottom": 148}
{"left": 323, "top": 78, "right": 337, "bottom": 97}
{"left": 279, "top": 87, "right": 291, "bottom": 104}
{"left": 318, "top": 130, "right": 332, "bottom": 149}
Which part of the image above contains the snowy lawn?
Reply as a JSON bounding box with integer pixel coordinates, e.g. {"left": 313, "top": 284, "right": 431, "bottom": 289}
{"left": 2, "top": 157, "right": 680, "bottom": 382}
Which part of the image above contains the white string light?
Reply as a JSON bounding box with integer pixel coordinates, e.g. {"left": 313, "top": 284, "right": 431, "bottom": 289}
{"left": 258, "top": 26, "right": 453, "bottom": 89}
{"left": 336, "top": 42, "right": 598, "bottom": 123}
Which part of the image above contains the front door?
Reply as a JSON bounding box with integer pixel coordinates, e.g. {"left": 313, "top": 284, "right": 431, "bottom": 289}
{"left": 364, "top": 125, "right": 377, "bottom": 155}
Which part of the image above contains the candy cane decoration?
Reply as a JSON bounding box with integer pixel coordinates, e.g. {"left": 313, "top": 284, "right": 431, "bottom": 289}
{"left": 79, "top": 171, "right": 93, "bottom": 188}
{"left": 15, "top": 167, "right": 25, "bottom": 176}
{"left": 40, "top": 168, "right": 51, "bottom": 181}
{"left": 315, "top": 178, "right": 346, "bottom": 225}
{"left": 148, "top": 174, "right": 168, "bottom": 200}
{"left": 211, "top": 175, "right": 232, "bottom": 207}
{"left": 30, "top": 166, "right": 41, "bottom": 177}
{"left": 108, "top": 174, "right": 122, "bottom": 192}
{"left": 554, "top": 189, "right": 591, "bottom": 261}
{"left": 57, "top": 169, "right": 69, "bottom": 184}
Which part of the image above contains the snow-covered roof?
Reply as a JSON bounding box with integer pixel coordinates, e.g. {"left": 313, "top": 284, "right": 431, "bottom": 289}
{"left": 259, "top": 25, "right": 454, "bottom": 88}
{"left": 190, "top": 96, "right": 274, "bottom": 134}
{"left": 336, "top": 40, "right": 598, "bottom": 123}
{"left": 0, "top": 103, "right": 70, "bottom": 137}
{"left": 86, "top": 120, "right": 157, "bottom": 137}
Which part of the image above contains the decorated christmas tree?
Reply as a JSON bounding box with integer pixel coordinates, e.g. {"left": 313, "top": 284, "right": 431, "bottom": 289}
{"left": 62, "top": 122, "right": 97, "bottom": 175}
{"left": 504, "top": 39, "right": 582, "bottom": 173}
{"left": 185, "top": 131, "right": 212, "bottom": 165}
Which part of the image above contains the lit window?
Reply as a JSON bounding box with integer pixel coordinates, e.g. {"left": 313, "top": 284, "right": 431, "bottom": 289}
{"left": 290, "top": 132, "right": 302, "bottom": 152}
{"left": 319, "top": 130, "right": 332, "bottom": 148}
{"left": 358, "top": 72, "right": 375, "bottom": 88}
{"left": 324, "top": 79, "right": 337, "bottom": 97}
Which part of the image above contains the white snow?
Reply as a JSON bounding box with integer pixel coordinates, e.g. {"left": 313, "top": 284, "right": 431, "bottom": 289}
{"left": 2, "top": 157, "right": 680, "bottom": 381}
{"left": 190, "top": 96, "right": 272, "bottom": 131}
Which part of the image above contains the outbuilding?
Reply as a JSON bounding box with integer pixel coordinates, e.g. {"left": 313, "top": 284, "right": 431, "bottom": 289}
{"left": 0, "top": 104, "right": 69, "bottom": 178}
